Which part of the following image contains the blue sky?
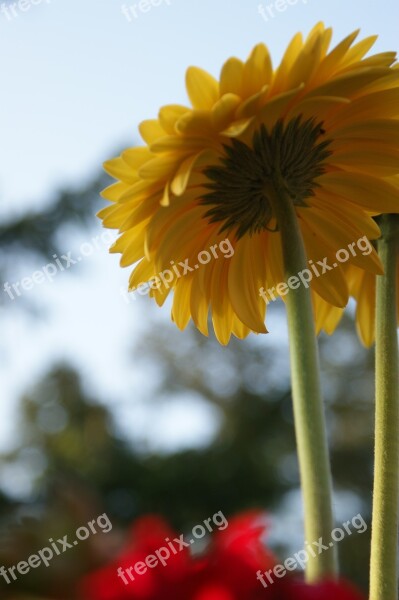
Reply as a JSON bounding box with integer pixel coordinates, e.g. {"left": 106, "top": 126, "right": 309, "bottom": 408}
{"left": 0, "top": 0, "right": 397, "bottom": 492}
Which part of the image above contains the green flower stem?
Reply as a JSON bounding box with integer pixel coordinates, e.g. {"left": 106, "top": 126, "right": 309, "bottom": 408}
{"left": 370, "top": 214, "right": 399, "bottom": 600}
{"left": 269, "top": 174, "right": 337, "bottom": 581}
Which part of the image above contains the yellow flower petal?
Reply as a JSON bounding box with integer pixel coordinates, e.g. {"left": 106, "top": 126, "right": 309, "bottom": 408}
{"left": 158, "top": 105, "right": 190, "bottom": 134}
{"left": 356, "top": 271, "right": 376, "bottom": 347}
{"left": 103, "top": 158, "right": 138, "bottom": 183}
{"left": 122, "top": 147, "right": 152, "bottom": 169}
{"left": 327, "top": 88, "right": 399, "bottom": 127}
{"left": 171, "top": 151, "right": 205, "bottom": 196}
{"left": 219, "top": 57, "right": 244, "bottom": 96}
{"left": 286, "top": 96, "right": 350, "bottom": 122}
{"left": 190, "top": 273, "right": 209, "bottom": 336}
{"left": 300, "top": 220, "right": 349, "bottom": 307}
{"left": 228, "top": 237, "right": 267, "bottom": 333}
{"left": 272, "top": 32, "right": 303, "bottom": 93}
{"left": 311, "top": 193, "right": 381, "bottom": 240}
{"left": 211, "top": 93, "right": 241, "bottom": 130}
{"left": 307, "top": 67, "right": 391, "bottom": 99}
{"left": 211, "top": 259, "right": 235, "bottom": 345}
{"left": 289, "top": 31, "right": 324, "bottom": 88}
{"left": 257, "top": 85, "right": 304, "bottom": 129}
{"left": 128, "top": 257, "right": 155, "bottom": 290}
{"left": 328, "top": 145, "right": 399, "bottom": 176}
{"left": 300, "top": 203, "right": 383, "bottom": 275}
{"left": 313, "top": 30, "right": 359, "bottom": 84}
{"left": 172, "top": 278, "right": 193, "bottom": 330}
{"left": 331, "top": 119, "right": 399, "bottom": 145}
{"left": 138, "top": 154, "right": 180, "bottom": 181}
{"left": 117, "top": 224, "right": 148, "bottom": 267}
{"left": 340, "top": 35, "right": 378, "bottom": 68}
{"left": 313, "top": 292, "right": 344, "bottom": 335}
{"left": 186, "top": 66, "right": 219, "bottom": 110}
{"left": 175, "top": 110, "right": 215, "bottom": 136}
{"left": 139, "top": 120, "right": 165, "bottom": 144}
{"left": 318, "top": 171, "right": 399, "bottom": 215}
{"left": 235, "top": 85, "right": 270, "bottom": 120}
{"left": 242, "top": 43, "right": 273, "bottom": 98}
{"left": 100, "top": 182, "right": 132, "bottom": 203}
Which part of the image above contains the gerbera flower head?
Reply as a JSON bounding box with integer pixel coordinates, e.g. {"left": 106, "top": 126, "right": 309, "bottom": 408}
{"left": 100, "top": 23, "right": 399, "bottom": 344}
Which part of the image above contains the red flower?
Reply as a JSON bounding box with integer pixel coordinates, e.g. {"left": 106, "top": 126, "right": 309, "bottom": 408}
{"left": 79, "top": 512, "right": 275, "bottom": 600}
{"left": 79, "top": 512, "right": 365, "bottom": 600}
{"left": 186, "top": 511, "right": 277, "bottom": 599}
{"left": 79, "top": 515, "right": 192, "bottom": 599}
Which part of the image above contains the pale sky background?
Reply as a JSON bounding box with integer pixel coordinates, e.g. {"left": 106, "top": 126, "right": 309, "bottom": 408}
{"left": 0, "top": 0, "right": 398, "bottom": 495}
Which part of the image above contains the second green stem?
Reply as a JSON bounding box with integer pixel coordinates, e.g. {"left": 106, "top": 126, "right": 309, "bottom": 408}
{"left": 369, "top": 214, "right": 399, "bottom": 600}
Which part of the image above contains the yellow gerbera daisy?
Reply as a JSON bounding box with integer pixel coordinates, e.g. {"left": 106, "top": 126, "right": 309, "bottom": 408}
{"left": 99, "top": 23, "right": 399, "bottom": 344}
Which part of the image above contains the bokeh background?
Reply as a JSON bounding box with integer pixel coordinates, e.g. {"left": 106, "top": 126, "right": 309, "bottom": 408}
{"left": 1, "top": 0, "right": 398, "bottom": 597}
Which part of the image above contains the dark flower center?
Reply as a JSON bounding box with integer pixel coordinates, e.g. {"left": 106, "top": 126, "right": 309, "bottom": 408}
{"left": 201, "top": 117, "right": 332, "bottom": 239}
